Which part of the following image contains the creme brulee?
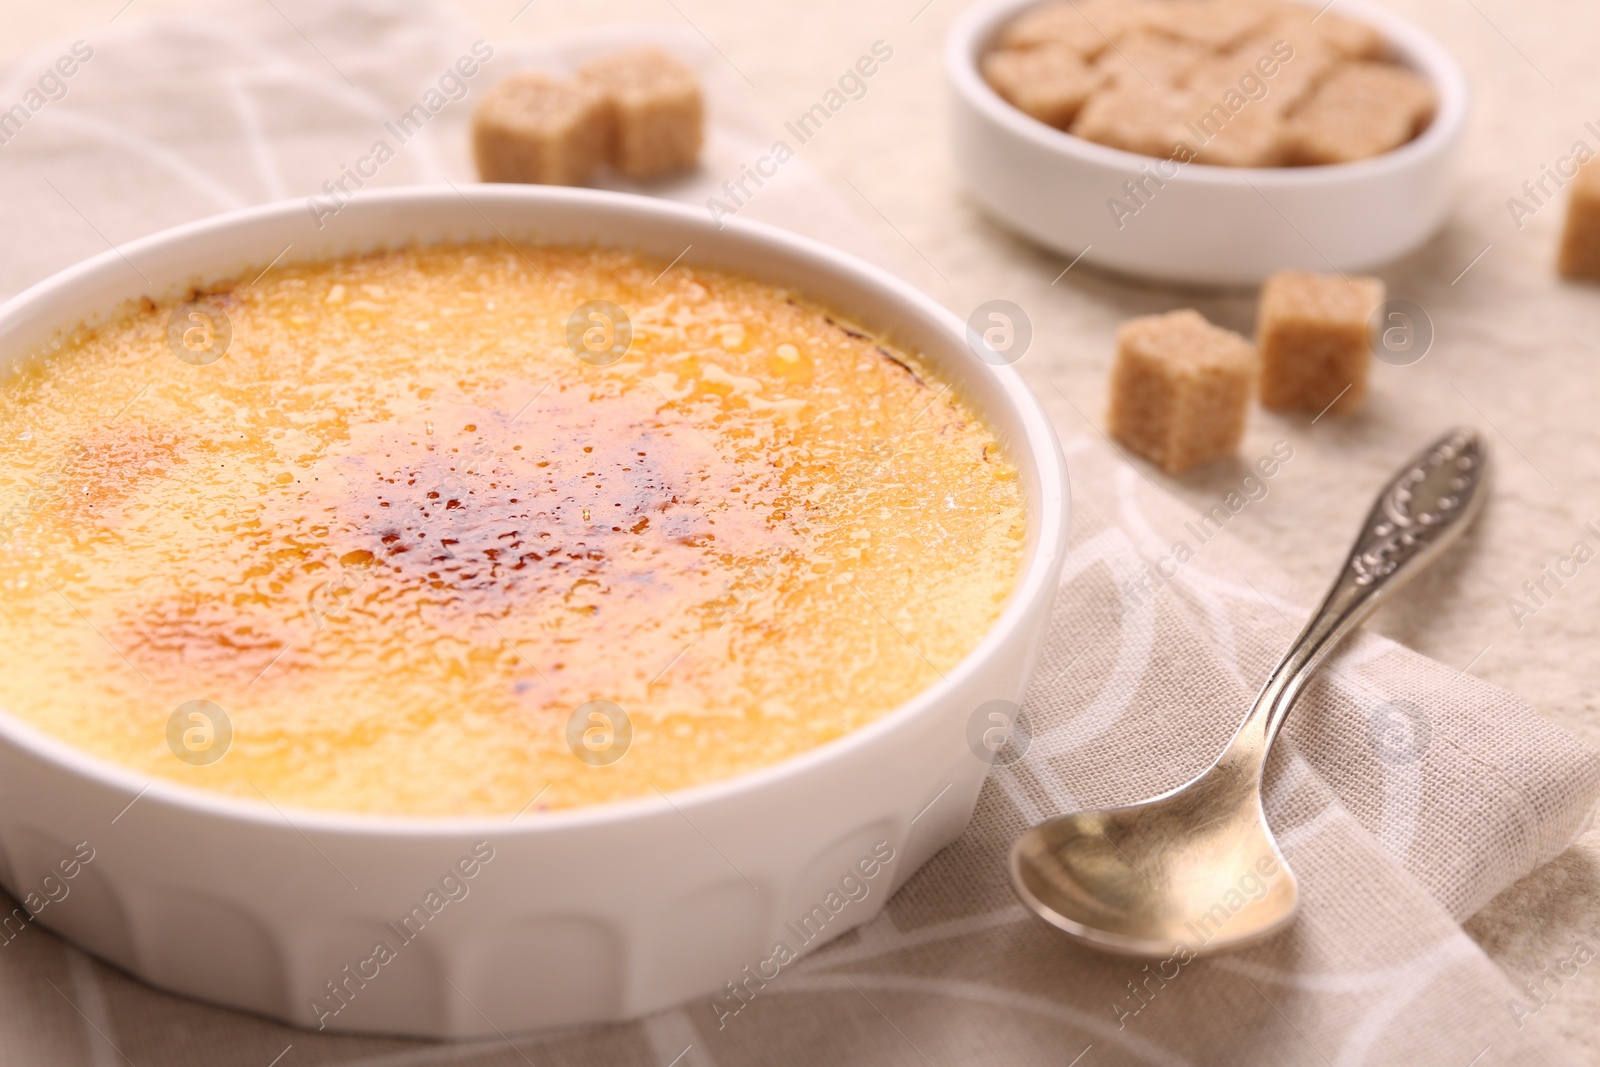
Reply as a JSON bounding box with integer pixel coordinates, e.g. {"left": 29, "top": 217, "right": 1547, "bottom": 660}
{"left": 0, "top": 244, "right": 1024, "bottom": 816}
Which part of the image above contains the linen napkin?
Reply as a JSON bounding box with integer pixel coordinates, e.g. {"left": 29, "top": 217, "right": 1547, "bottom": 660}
{"left": 1, "top": 3, "right": 1597, "bottom": 1064}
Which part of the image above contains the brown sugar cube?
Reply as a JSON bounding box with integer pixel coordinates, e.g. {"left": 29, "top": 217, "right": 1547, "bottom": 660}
{"left": 1256, "top": 270, "right": 1384, "bottom": 414}
{"left": 1093, "top": 30, "right": 1209, "bottom": 88}
{"left": 579, "top": 47, "right": 704, "bottom": 180}
{"left": 1108, "top": 310, "right": 1256, "bottom": 474}
{"left": 472, "top": 71, "right": 611, "bottom": 186}
{"left": 1148, "top": 0, "right": 1277, "bottom": 51}
{"left": 983, "top": 45, "right": 1106, "bottom": 128}
{"left": 999, "top": 0, "right": 1158, "bottom": 59}
{"left": 1263, "top": 36, "right": 1339, "bottom": 113}
{"left": 1272, "top": 5, "right": 1386, "bottom": 60}
{"left": 1283, "top": 62, "right": 1436, "bottom": 165}
{"left": 1558, "top": 159, "right": 1600, "bottom": 280}
{"left": 1177, "top": 94, "right": 1284, "bottom": 166}
{"left": 1072, "top": 81, "right": 1196, "bottom": 158}
{"left": 1195, "top": 32, "right": 1338, "bottom": 115}
{"left": 1180, "top": 44, "right": 1298, "bottom": 165}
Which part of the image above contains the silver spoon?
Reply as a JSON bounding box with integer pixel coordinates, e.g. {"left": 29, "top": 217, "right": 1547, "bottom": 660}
{"left": 1011, "top": 427, "right": 1490, "bottom": 956}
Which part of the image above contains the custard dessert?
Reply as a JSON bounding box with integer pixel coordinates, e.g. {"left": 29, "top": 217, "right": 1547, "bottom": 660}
{"left": 0, "top": 244, "right": 1025, "bottom": 816}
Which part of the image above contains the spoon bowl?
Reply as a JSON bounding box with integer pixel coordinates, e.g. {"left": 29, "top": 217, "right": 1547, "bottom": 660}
{"left": 1013, "top": 761, "right": 1296, "bottom": 956}
{"left": 1012, "top": 428, "right": 1489, "bottom": 957}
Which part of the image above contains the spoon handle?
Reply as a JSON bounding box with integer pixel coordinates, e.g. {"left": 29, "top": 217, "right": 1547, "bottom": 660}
{"left": 1222, "top": 428, "right": 1490, "bottom": 771}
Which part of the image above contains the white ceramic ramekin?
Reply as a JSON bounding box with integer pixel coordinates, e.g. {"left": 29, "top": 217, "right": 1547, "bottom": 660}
{"left": 948, "top": 0, "right": 1470, "bottom": 286}
{"left": 0, "top": 186, "right": 1068, "bottom": 1038}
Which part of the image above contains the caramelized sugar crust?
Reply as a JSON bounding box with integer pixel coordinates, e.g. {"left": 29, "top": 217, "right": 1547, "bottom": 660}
{"left": 0, "top": 244, "right": 1024, "bottom": 815}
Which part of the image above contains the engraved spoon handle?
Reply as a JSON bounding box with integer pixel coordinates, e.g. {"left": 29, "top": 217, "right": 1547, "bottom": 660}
{"left": 1221, "top": 428, "right": 1490, "bottom": 773}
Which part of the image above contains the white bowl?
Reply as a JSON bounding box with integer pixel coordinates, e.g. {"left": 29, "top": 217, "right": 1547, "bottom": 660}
{"left": 0, "top": 186, "right": 1069, "bottom": 1038}
{"left": 948, "top": 0, "right": 1470, "bottom": 286}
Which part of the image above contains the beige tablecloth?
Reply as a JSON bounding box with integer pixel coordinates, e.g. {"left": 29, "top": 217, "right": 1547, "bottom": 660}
{"left": 2, "top": 2, "right": 1599, "bottom": 1064}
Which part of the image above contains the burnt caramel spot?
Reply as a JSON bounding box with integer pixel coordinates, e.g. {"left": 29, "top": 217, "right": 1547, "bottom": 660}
{"left": 876, "top": 345, "right": 925, "bottom": 386}
{"left": 45, "top": 424, "right": 182, "bottom": 529}
{"left": 313, "top": 387, "right": 787, "bottom": 625}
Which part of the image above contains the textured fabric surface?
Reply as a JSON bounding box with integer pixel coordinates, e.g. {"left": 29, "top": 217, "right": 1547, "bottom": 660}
{"left": 1, "top": 3, "right": 1598, "bottom": 1064}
